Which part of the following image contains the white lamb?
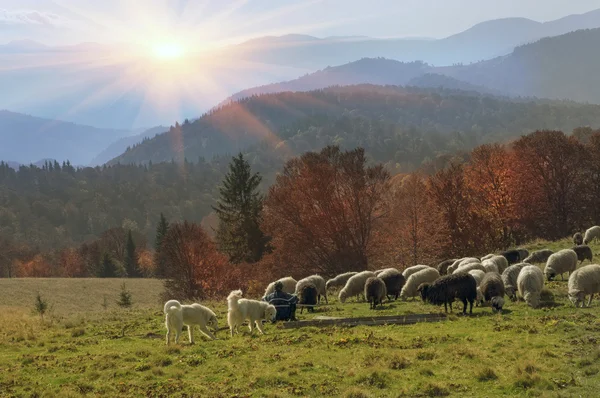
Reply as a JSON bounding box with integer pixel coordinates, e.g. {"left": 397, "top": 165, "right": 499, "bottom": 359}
{"left": 295, "top": 275, "right": 327, "bottom": 303}
{"left": 163, "top": 300, "right": 218, "bottom": 345}
{"left": 264, "top": 277, "right": 297, "bottom": 297}
{"left": 326, "top": 272, "right": 358, "bottom": 290}
{"left": 400, "top": 268, "right": 440, "bottom": 300}
{"left": 568, "top": 264, "right": 600, "bottom": 307}
{"left": 227, "top": 290, "right": 277, "bottom": 336}
{"left": 544, "top": 249, "right": 578, "bottom": 281}
{"left": 517, "top": 265, "right": 544, "bottom": 308}
{"left": 339, "top": 271, "right": 376, "bottom": 303}
{"left": 584, "top": 226, "right": 600, "bottom": 245}
{"left": 502, "top": 263, "right": 527, "bottom": 301}
{"left": 402, "top": 265, "right": 431, "bottom": 279}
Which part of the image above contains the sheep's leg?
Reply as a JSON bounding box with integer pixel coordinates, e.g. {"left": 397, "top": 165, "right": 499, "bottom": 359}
{"left": 469, "top": 299, "right": 473, "bottom": 314}
{"left": 188, "top": 325, "right": 195, "bottom": 344}
{"left": 588, "top": 294, "right": 594, "bottom": 307}
{"left": 199, "top": 324, "right": 216, "bottom": 340}
{"left": 175, "top": 328, "right": 180, "bottom": 344}
{"left": 444, "top": 302, "right": 448, "bottom": 313}
{"left": 462, "top": 299, "right": 467, "bottom": 315}
{"left": 248, "top": 320, "right": 254, "bottom": 333}
{"left": 230, "top": 325, "right": 235, "bottom": 337}
{"left": 449, "top": 301, "right": 453, "bottom": 313}
{"left": 166, "top": 328, "right": 171, "bottom": 345}
{"left": 255, "top": 320, "right": 266, "bottom": 335}
{"left": 324, "top": 292, "right": 328, "bottom": 304}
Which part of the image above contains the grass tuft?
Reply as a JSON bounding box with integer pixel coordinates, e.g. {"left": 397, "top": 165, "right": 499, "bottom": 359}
{"left": 476, "top": 368, "right": 498, "bottom": 382}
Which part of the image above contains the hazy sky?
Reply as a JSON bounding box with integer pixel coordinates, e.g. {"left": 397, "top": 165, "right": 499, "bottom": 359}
{"left": 1, "top": 0, "right": 600, "bottom": 45}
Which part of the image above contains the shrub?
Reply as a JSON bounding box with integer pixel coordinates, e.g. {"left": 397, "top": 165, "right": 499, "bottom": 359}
{"left": 117, "top": 283, "right": 133, "bottom": 308}
{"left": 33, "top": 292, "right": 49, "bottom": 320}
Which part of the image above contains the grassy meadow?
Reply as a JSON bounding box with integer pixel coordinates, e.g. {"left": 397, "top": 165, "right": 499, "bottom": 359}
{"left": 1, "top": 238, "right": 600, "bottom": 397}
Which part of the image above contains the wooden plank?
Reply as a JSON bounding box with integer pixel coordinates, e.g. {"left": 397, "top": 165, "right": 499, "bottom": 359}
{"left": 282, "top": 313, "right": 446, "bottom": 329}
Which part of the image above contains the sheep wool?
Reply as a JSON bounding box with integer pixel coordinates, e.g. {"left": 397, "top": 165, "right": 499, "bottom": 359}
{"left": 365, "top": 277, "right": 387, "bottom": 309}
{"left": 517, "top": 265, "right": 544, "bottom": 308}
{"left": 339, "top": 271, "right": 376, "bottom": 303}
{"left": 298, "top": 283, "right": 318, "bottom": 314}
{"left": 264, "top": 277, "right": 297, "bottom": 297}
{"left": 502, "top": 263, "right": 527, "bottom": 300}
{"left": 572, "top": 245, "right": 593, "bottom": 264}
{"left": 378, "top": 268, "right": 406, "bottom": 300}
{"left": 573, "top": 232, "right": 584, "bottom": 246}
{"left": 481, "top": 260, "right": 499, "bottom": 274}
{"left": 584, "top": 226, "right": 600, "bottom": 245}
{"left": 454, "top": 262, "right": 485, "bottom": 275}
{"left": 418, "top": 273, "right": 477, "bottom": 314}
{"left": 468, "top": 269, "right": 486, "bottom": 286}
{"left": 295, "top": 275, "right": 327, "bottom": 303}
{"left": 400, "top": 268, "right": 440, "bottom": 300}
{"left": 568, "top": 264, "right": 600, "bottom": 307}
{"left": 326, "top": 272, "right": 358, "bottom": 290}
{"left": 437, "top": 259, "right": 457, "bottom": 276}
{"left": 402, "top": 265, "right": 431, "bottom": 280}
{"left": 523, "top": 249, "right": 554, "bottom": 264}
{"left": 479, "top": 272, "right": 506, "bottom": 312}
{"left": 544, "top": 249, "right": 578, "bottom": 281}
{"left": 486, "top": 255, "right": 509, "bottom": 274}
{"left": 501, "top": 250, "right": 521, "bottom": 265}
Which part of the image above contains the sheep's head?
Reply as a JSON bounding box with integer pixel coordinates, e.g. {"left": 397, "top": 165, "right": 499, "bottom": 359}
{"left": 417, "top": 283, "right": 430, "bottom": 302}
{"left": 325, "top": 280, "right": 332, "bottom": 290}
{"left": 568, "top": 291, "right": 585, "bottom": 308}
{"left": 524, "top": 292, "right": 540, "bottom": 308}
{"left": 491, "top": 296, "right": 505, "bottom": 313}
{"left": 505, "top": 287, "right": 517, "bottom": 301}
{"left": 207, "top": 315, "right": 219, "bottom": 334}
{"left": 544, "top": 267, "right": 556, "bottom": 281}
{"left": 338, "top": 289, "right": 348, "bottom": 303}
{"left": 264, "top": 305, "right": 277, "bottom": 322}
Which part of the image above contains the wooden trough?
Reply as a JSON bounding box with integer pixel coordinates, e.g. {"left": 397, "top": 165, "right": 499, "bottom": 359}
{"left": 282, "top": 313, "right": 447, "bottom": 329}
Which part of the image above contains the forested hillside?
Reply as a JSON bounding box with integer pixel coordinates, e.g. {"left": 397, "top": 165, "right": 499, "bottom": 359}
{"left": 111, "top": 85, "right": 600, "bottom": 167}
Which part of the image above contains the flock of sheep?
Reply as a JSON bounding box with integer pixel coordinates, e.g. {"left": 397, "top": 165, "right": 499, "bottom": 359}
{"left": 163, "top": 226, "right": 600, "bottom": 344}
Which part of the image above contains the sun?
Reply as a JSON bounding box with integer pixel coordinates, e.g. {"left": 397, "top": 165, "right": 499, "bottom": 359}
{"left": 152, "top": 42, "right": 186, "bottom": 60}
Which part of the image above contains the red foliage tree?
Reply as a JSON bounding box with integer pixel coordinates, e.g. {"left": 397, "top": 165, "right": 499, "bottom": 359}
{"left": 263, "top": 146, "right": 390, "bottom": 276}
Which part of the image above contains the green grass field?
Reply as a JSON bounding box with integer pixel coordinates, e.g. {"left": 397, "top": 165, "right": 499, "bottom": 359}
{"left": 1, "top": 238, "right": 600, "bottom": 397}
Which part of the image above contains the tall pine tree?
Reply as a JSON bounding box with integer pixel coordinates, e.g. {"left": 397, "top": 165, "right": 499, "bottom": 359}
{"left": 154, "top": 213, "right": 170, "bottom": 277}
{"left": 213, "top": 153, "right": 270, "bottom": 263}
{"left": 99, "top": 253, "right": 117, "bottom": 278}
{"left": 124, "top": 230, "right": 141, "bottom": 277}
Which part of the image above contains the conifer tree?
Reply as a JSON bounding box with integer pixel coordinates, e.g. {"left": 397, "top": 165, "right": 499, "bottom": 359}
{"left": 213, "top": 153, "right": 270, "bottom": 263}
{"left": 99, "top": 252, "right": 117, "bottom": 278}
{"left": 154, "top": 213, "right": 170, "bottom": 277}
{"left": 124, "top": 230, "right": 140, "bottom": 277}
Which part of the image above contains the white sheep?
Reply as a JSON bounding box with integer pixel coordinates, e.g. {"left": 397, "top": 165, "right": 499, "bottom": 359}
{"left": 264, "top": 277, "right": 297, "bottom": 298}
{"left": 339, "top": 271, "right": 376, "bottom": 303}
{"left": 517, "top": 265, "right": 544, "bottom": 308}
{"left": 568, "top": 264, "right": 600, "bottom": 307}
{"left": 402, "top": 265, "right": 431, "bottom": 280}
{"left": 374, "top": 268, "right": 398, "bottom": 276}
{"left": 502, "top": 263, "right": 527, "bottom": 301}
{"left": 400, "top": 268, "right": 440, "bottom": 300}
{"left": 295, "top": 275, "right": 327, "bottom": 303}
{"left": 468, "top": 269, "right": 486, "bottom": 286}
{"left": 485, "top": 255, "right": 509, "bottom": 274}
{"left": 326, "top": 272, "right": 358, "bottom": 290}
{"left": 454, "top": 262, "right": 485, "bottom": 275}
{"left": 544, "top": 249, "right": 578, "bottom": 281}
{"left": 480, "top": 253, "right": 495, "bottom": 261}
{"left": 447, "top": 257, "right": 479, "bottom": 274}
{"left": 584, "top": 226, "right": 600, "bottom": 245}
{"left": 481, "top": 261, "right": 498, "bottom": 274}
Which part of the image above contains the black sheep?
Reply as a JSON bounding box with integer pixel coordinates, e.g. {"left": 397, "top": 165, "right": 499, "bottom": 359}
{"left": 479, "top": 273, "right": 506, "bottom": 312}
{"left": 365, "top": 277, "right": 387, "bottom": 309}
{"left": 418, "top": 273, "right": 477, "bottom": 314}
{"left": 572, "top": 245, "right": 593, "bottom": 264}
{"left": 299, "top": 283, "right": 318, "bottom": 314}
{"left": 437, "top": 259, "right": 456, "bottom": 276}
{"left": 378, "top": 269, "right": 406, "bottom": 300}
{"left": 573, "top": 232, "right": 584, "bottom": 246}
{"left": 500, "top": 250, "right": 521, "bottom": 265}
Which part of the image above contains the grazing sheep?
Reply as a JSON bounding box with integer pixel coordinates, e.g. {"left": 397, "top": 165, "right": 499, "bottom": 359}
{"left": 454, "top": 262, "right": 486, "bottom": 275}
{"left": 517, "top": 265, "right": 544, "bottom": 308}
{"left": 378, "top": 268, "right": 406, "bottom": 300}
{"left": 501, "top": 250, "right": 521, "bottom": 265}
{"left": 447, "top": 258, "right": 480, "bottom": 274}
{"left": 298, "top": 283, "right": 318, "bottom": 314}
{"left": 584, "top": 226, "right": 600, "bottom": 245}
{"left": 516, "top": 248, "right": 529, "bottom": 262}
{"left": 481, "top": 260, "right": 499, "bottom": 274}
{"left": 402, "top": 265, "right": 431, "bottom": 279}
{"left": 544, "top": 249, "right": 578, "bottom": 281}
{"left": 572, "top": 245, "right": 593, "bottom": 264}
{"left": 339, "top": 271, "right": 376, "bottom": 303}
{"left": 568, "top": 264, "right": 600, "bottom": 307}
{"left": 374, "top": 267, "right": 397, "bottom": 276}
{"left": 400, "top": 268, "right": 440, "bottom": 300}
{"left": 479, "top": 273, "right": 506, "bottom": 312}
{"left": 326, "top": 272, "right": 358, "bottom": 290}
{"left": 418, "top": 273, "right": 477, "bottom": 314}
{"left": 437, "top": 259, "right": 456, "bottom": 276}
{"left": 523, "top": 249, "right": 554, "bottom": 264}
{"left": 502, "top": 263, "right": 527, "bottom": 301}
{"left": 468, "top": 270, "right": 486, "bottom": 286}
{"left": 486, "top": 255, "right": 509, "bottom": 274}
{"left": 365, "top": 277, "right": 387, "bottom": 309}
{"left": 264, "top": 277, "right": 297, "bottom": 297}
{"left": 480, "top": 253, "right": 495, "bottom": 261}
{"left": 295, "top": 275, "right": 327, "bottom": 303}
{"left": 573, "top": 232, "right": 584, "bottom": 246}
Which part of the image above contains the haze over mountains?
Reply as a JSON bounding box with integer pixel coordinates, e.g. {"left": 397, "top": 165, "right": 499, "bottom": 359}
{"left": 1, "top": 8, "right": 600, "bottom": 131}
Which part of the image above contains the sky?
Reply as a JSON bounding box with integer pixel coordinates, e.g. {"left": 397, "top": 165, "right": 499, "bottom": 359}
{"left": 1, "top": 0, "right": 600, "bottom": 46}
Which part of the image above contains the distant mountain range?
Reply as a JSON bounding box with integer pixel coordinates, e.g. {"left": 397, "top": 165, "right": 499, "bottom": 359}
{"left": 0, "top": 110, "right": 149, "bottom": 165}
{"left": 89, "top": 125, "right": 167, "bottom": 166}
{"left": 229, "top": 28, "right": 600, "bottom": 105}
{"left": 1, "top": 9, "right": 599, "bottom": 129}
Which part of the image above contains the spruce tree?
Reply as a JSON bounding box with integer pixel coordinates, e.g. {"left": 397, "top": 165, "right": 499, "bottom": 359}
{"left": 213, "top": 153, "right": 270, "bottom": 263}
{"left": 124, "top": 230, "right": 141, "bottom": 277}
{"left": 154, "top": 213, "right": 170, "bottom": 277}
{"left": 99, "top": 253, "right": 117, "bottom": 278}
